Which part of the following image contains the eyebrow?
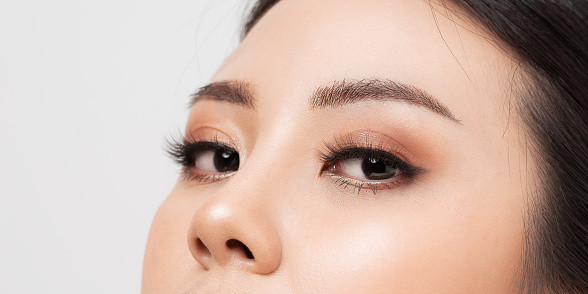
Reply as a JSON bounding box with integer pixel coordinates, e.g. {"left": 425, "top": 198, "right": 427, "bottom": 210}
{"left": 191, "top": 79, "right": 460, "bottom": 123}
{"left": 310, "top": 79, "right": 461, "bottom": 123}
{"left": 190, "top": 80, "right": 254, "bottom": 108}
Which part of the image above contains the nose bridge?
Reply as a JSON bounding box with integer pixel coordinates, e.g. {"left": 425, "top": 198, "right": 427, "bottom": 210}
{"left": 230, "top": 121, "right": 305, "bottom": 199}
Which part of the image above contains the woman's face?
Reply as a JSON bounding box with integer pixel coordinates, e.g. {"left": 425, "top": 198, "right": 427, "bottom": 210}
{"left": 142, "top": 0, "right": 533, "bottom": 292}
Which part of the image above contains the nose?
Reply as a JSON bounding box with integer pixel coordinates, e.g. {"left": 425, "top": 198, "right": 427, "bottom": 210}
{"left": 187, "top": 185, "right": 283, "bottom": 275}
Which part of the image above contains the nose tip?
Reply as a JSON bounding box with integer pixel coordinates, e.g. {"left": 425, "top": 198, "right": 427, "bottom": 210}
{"left": 187, "top": 200, "right": 282, "bottom": 275}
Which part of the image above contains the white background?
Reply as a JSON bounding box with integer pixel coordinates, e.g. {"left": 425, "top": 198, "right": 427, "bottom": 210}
{"left": 0, "top": 0, "right": 250, "bottom": 292}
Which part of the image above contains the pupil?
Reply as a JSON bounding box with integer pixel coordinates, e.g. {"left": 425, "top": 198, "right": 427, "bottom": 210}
{"left": 361, "top": 158, "right": 397, "bottom": 180}
{"left": 213, "top": 148, "right": 239, "bottom": 172}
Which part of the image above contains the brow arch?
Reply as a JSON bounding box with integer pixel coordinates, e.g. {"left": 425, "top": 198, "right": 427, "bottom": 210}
{"left": 310, "top": 79, "right": 461, "bottom": 123}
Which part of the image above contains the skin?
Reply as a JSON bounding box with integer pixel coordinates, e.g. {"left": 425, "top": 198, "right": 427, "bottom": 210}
{"left": 142, "top": 0, "right": 535, "bottom": 292}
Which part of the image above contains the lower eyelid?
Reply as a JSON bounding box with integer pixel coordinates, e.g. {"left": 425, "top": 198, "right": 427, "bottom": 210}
{"left": 324, "top": 171, "right": 405, "bottom": 194}
{"left": 182, "top": 169, "right": 236, "bottom": 183}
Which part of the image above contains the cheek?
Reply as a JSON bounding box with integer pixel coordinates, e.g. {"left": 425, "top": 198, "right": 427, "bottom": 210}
{"left": 289, "top": 211, "right": 434, "bottom": 293}
{"left": 286, "top": 192, "right": 523, "bottom": 293}
{"left": 297, "top": 221, "right": 406, "bottom": 291}
{"left": 142, "top": 188, "right": 209, "bottom": 293}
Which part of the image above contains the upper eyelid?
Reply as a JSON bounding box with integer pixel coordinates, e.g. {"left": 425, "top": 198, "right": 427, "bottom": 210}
{"left": 319, "top": 146, "right": 399, "bottom": 163}
{"left": 320, "top": 131, "right": 423, "bottom": 167}
{"left": 319, "top": 136, "right": 409, "bottom": 163}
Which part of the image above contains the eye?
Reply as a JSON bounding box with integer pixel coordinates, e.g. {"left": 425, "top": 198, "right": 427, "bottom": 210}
{"left": 333, "top": 157, "right": 400, "bottom": 181}
{"left": 165, "top": 136, "right": 240, "bottom": 183}
{"left": 320, "top": 146, "right": 422, "bottom": 194}
{"left": 192, "top": 145, "right": 239, "bottom": 174}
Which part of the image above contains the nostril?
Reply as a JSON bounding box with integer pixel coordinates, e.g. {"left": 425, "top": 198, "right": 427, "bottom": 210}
{"left": 226, "top": 239, "right": 254, "bottom": 260}
{"left": 196, "top": 238, "right": 211, "bottom": 257}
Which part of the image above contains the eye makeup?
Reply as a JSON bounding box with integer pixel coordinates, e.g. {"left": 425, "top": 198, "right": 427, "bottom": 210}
{"left": 319, "top": 132, "right": 424, "bottom": 194}
{"left": 166, "top": 128, "right": 424, "bottom": 195}
{"left": 165, "top": 129, "right": 239, "bottom": 183}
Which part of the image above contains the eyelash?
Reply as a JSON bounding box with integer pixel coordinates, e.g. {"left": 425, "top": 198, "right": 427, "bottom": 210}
{"left": 165, "top": 133, "right": 423, "bottom": 194}
{"left": 318, "top": 139, "right": 422, "bottom": 195}
{"left": 165, "top": 135, "right": 237, "bottom": 183}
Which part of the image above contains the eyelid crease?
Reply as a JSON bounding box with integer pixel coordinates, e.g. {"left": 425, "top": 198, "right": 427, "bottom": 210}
{"left": 318, "top": 131, "right": 416, "bottom": 166}
{"left": 187, "top": 127, "right": 239, "bottom": 148}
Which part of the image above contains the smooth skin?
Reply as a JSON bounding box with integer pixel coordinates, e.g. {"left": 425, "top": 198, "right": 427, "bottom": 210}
{"left": 142, "top": 0, "right": 534, "bottom": 292}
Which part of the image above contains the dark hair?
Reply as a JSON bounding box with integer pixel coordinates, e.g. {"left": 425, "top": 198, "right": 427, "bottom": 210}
{"left": 241, "top": 0, "right": 588, "bottom": 292}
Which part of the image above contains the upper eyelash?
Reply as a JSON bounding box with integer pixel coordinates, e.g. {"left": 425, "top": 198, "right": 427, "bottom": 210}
{"left": 319, "top": 147, "right": 420, "bottom": 177}
{"left": 165, "top": 134, "right": 237, "bottom": 182}
{"left": 319, "top": 132, "right": 390, "bottom": 160}
{"left": 165, "top": 134, "right": 231, "bottom": 167}
{"left": 319, "top": 132, "right": 415, "bottom": 166}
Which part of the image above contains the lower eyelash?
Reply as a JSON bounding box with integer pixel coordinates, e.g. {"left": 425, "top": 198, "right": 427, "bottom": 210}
{"left": 182, "top": 171, "right": 235, "bottom": 183}
{"left": 326, "top": 173, "right": 404, "bottom": 195}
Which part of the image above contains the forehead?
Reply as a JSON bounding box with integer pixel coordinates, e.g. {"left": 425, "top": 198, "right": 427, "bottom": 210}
{"left": 212, "top": 0, "right": 518, "bottom": 128}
